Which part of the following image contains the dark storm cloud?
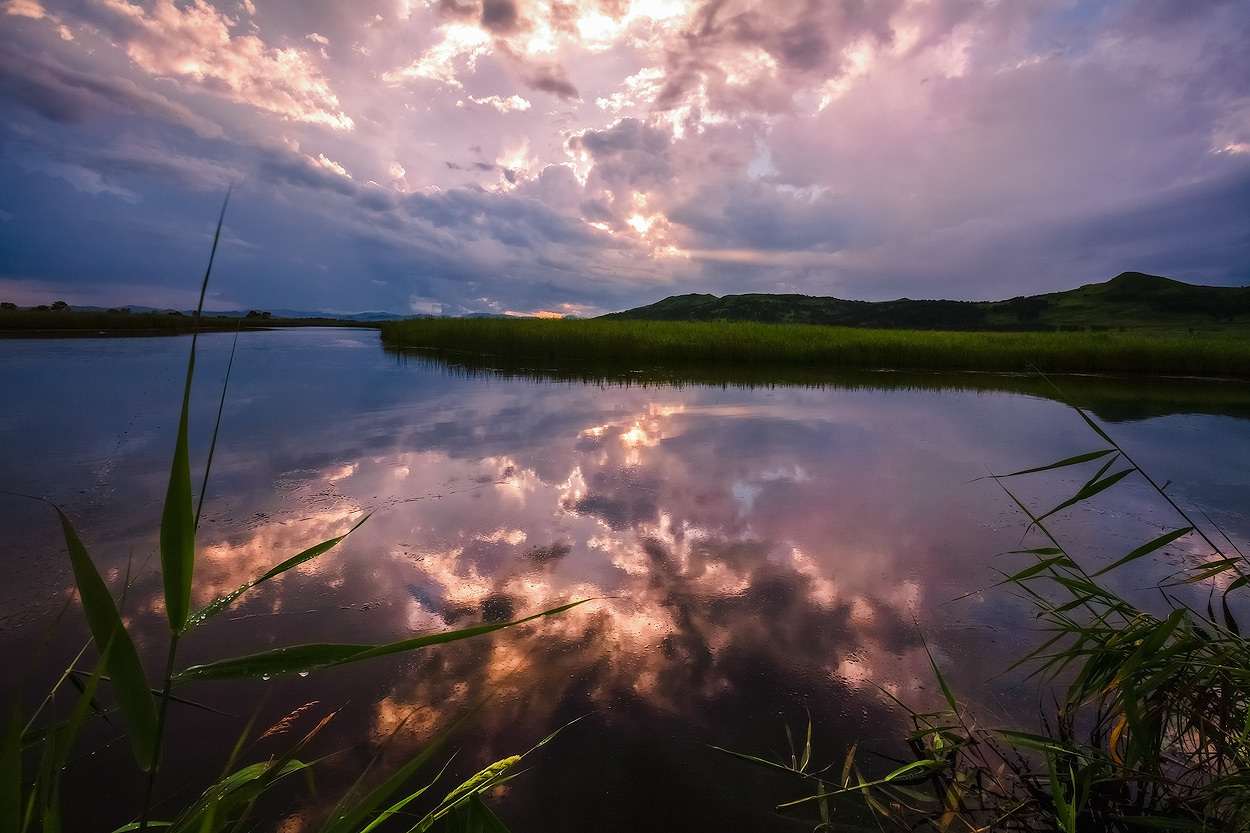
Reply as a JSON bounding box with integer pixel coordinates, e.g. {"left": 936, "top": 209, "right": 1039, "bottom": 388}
{"left": 481, "top": 0, "right": 520, "bottom": 32}
{"left": 1116, "top": 0, "right": 1244, "bottom": 28}
{"left": 578, "top": 198, "right": 614, "bottom": 224}
{"left": 403, "top": 187, "right": 594, "bottom": 248}
{"left": 519, "top": 164, "right": 582, "bottom": 208}
{"left": 653, "top": 0, "right": 903, "bottom": 113}
{"left": 775, "top": 24, "right": 829, "bottom": 70}
{"left": 87, "top": 142, "right": 239, "bottom": 191}
{"left": 435, "top": 0, "right": 482, "bottom": 21}
{"left": 668, "top": 179, "right": 849, "bottom": 252}
{"left": 578, "top": 118, "right": 670, "bottom": 156}
{"left": 255, "top": 152, "right": 360, "bottom": 199}
{"left": 519, "top": 63, "right": 580, "bottom": 100}
{"left": 0, "top": 29, "right": 221, "bottom": 139}
{"left": 1041, "top": 167, "right": 1250, "bottom": 286}
{"left": 571, "top": 118, "right": 672, "bottom": 187}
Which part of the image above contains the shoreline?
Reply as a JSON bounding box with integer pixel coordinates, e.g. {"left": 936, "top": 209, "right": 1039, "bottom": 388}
{"left": 380, "top": 317, "right": 1250, "bottom": 381}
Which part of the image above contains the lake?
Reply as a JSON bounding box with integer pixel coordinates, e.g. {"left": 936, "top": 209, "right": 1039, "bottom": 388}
{"left": 2, "top": 328, "right": 1247, "bottom": 831}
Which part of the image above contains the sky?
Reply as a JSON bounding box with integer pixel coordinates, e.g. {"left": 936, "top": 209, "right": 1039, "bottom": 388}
{"left": 1, "top": 0, "right": 1248, "bottom": 316}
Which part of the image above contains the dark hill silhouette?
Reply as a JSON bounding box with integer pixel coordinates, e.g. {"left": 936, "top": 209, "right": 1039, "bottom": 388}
{"left": 601, "top": 272, "right": 1250, "bottom": 332}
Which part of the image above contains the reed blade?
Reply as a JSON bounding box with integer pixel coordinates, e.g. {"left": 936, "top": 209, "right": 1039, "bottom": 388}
{"left": 189, "top": 513, "right": 371, "bottom": 628}
{"left": 176, "top": 600, "right": 590, "bottom": 681}
{"left": 1, "top": 707, "right": 20, "bottom": 833}
{"left": 161, "top": 194, "right": 229, "bottom": 633}
{"left": 55, "top": 509, "right": 158, "bottom": 772}
{"left": 1091, "top": 527, "right": 1194, "bottom": 578}
{"left": 321, "top": 708, "right": 476, "bottom": 833}
{"left": 993, "top": 448, "right": 1116, "bottom": 479}
{"left": 464, "top": 793, "right": 512, "bottom": 833}
{"left": 1034, "top": 467, "right": 1135, "bottom": 525}
{"left": 159, "top": 385, "right": 195, "bottom": 634}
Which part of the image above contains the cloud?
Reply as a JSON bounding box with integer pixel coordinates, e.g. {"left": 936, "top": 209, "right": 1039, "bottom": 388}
{"left": 566, "top": 117, "right": 675, "bottom": 234}
{"left": 383, "top": 21, "right": 492, "bottom": 87}
{"left": 2, "top": 0, "right": 1248, "bottom": 315}
{"left": 0, "top": 30, "right": 223, "bottom": 137}
{"left": 5, "top": 0, "right": 47, "bottom": 19}
{"left": 516, "top": 60, "right": 579, "bottom": 100}
{"left": 135, "top": 378, "right": 1041, "bottom": 818}
{"left": 91, "top": 0, "right": 353, "bottom": 128}
{"left": 466, "top": 93, "right": 532, "bottom": 112}
{"left": 480, "top": 0, "right": 519, "bottom": 33}
{"left": 88, "top": 140, "right": 239, "bottom": 190}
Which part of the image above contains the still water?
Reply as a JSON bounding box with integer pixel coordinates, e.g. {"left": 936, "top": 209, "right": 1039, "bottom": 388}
{"left": 1, "top": 328, "right": 1247, "bottom": 831}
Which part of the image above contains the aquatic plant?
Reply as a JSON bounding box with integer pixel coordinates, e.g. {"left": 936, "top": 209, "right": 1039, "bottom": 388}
{"left": 380, "top": 317, "right": 1250, "bottom": 380}
{"left": 727, "top": 395, "right": 1249, "bottom": 831}
{"left": 1, "top": 200, "right": 584, "bottom": 832}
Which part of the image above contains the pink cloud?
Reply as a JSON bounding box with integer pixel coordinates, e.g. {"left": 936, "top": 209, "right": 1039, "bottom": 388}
{"left": 95, "top": 0, "right": 353, "bottom": 129}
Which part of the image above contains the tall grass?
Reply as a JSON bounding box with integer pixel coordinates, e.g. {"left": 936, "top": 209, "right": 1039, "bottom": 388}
{"left": 380, "top": 318, "right": 1250, "bottom": 379}
{"left": 728, "top": 394, "right": 1250, "bottom": 831}
{"left": 2, "top": 201, "right": 584, "bottom": 832}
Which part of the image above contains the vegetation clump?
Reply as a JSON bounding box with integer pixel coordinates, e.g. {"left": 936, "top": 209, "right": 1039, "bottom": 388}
{"left": 729, "top": 401, "right": 1250, "bottom": 831}
{"left": 2, "top": 205, "right": 581, "bottom": 833}
{"left": 380, "top": 316, "right": 1250, "bottom": 379}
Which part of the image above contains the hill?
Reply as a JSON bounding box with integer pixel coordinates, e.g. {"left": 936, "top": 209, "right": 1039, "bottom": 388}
{"left": 601, "top": 273, "right": 1250, "bottom": 332}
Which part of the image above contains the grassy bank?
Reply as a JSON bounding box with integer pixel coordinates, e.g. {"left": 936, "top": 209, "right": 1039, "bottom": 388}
{"left": 0, "top": 308, "right": 381, "bottom": 334}
{"left": 380, "top": 317, "right": 1250, "bottom": 379}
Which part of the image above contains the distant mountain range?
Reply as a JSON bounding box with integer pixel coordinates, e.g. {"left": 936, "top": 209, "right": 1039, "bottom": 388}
{"left": 78, "top": 306, "right": 408, "bottom": 321}
{"left": 602, "top": 272, "right": 1250, "bottom": 332}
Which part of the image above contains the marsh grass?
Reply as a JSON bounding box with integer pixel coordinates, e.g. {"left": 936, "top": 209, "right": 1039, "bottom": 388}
{"left": 1, "top": 201, "right": 584, "bottom": 832}
{"left": 388, "top": 349, "right": 1250, "bottom": 425}
{"left": 380, "top": 318, "right": 1250, "bottom": 380}
{"left": 728, "top": 394, "right": 1250, "bottom": 831}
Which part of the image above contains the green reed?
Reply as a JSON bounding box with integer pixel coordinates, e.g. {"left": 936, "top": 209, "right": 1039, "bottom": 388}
{"left": 1, "top": 199, "right": 584, "bottom": 833}
{"left": 380, "top": 317, "right": 1250, "bottom": 379}
{"left": 726, "top": 393, "right": 1250, "bottom": 831}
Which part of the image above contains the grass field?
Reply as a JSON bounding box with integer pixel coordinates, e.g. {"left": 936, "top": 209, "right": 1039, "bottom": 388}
{"left": 380, "top": 317, "right": 1250, "bottom": 379}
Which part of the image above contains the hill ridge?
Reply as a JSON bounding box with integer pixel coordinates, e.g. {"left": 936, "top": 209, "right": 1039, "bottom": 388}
{"left": 601, "top": 272, "right": 1250, "bottom": 332}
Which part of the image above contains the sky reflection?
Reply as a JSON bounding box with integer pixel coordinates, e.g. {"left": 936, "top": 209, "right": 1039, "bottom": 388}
{"left": 2, "top": 328, "right": 1248, "bottom": 831}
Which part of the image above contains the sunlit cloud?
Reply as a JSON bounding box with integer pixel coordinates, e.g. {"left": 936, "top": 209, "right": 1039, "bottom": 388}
{"left": 5, "top": 0, "right": 46, "bottom": 19}
{"left": 93, "top": 0, "right": 353, "bottom": 128}
{"left": 383, "top": 22, "right": 492, "bottom": 88}
{"left": 307, "top": 153, "right": 349, "bottom": 178}
{"left": 467, "top": 93, "right": 532, "bottom": 112}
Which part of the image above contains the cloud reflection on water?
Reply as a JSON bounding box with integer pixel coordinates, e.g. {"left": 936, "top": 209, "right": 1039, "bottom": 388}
{"left": 6, "top": 331, "right": 1247, "bottom": 831}
{"left": 182, "top": 387, "right": 1012, "bottom": 800}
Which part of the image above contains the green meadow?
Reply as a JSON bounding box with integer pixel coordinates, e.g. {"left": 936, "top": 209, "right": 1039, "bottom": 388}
{"left": 380, "top": 317, "right": 1250, "bottom": 379}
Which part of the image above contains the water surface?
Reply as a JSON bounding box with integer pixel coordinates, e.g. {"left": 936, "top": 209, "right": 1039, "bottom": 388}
{"left": 1, "top": 329, "right": 1246, "bottom": 831}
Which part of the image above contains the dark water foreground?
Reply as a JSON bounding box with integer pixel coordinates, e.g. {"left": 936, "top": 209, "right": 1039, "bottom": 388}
{"left": 1, "top": 329, "right": 1247, "bottom": 831}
